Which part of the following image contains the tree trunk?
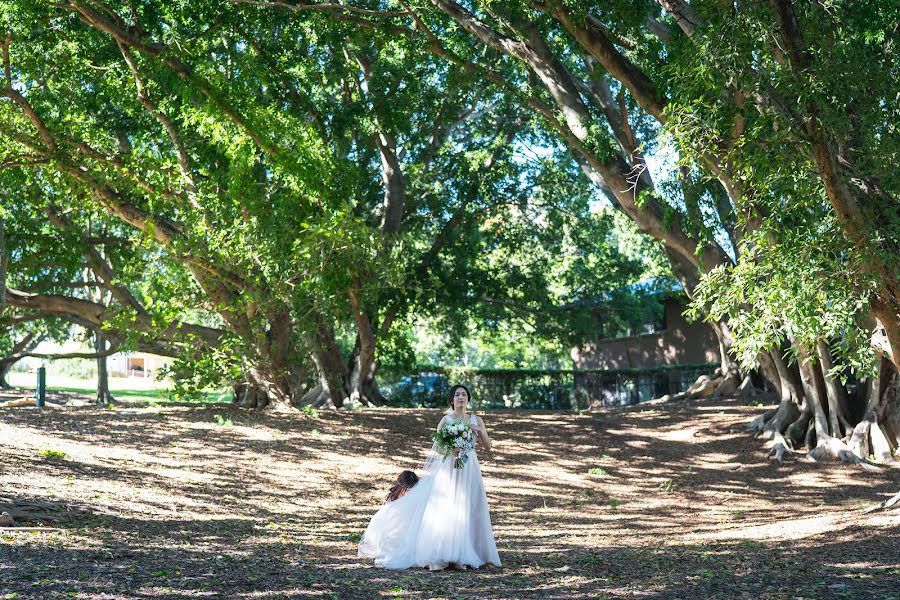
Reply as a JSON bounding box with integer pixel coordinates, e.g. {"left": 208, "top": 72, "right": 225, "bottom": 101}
{"left": 795, "top": 346, "right": 896, "bottom": 464}
{"left": 0, "top": 216, "right": 7, "bottom": 310}
{"left": 306, "top": 316, "right": 349, "bottom": 409}
{"left": 0, "top": 359, "right": 13, "bottom": 389}
{"left": 794, "top": 343, "right": 847, "bottom": 461}
{"left": 707, "top": 320, "right": 744, "bottom": 397}
{"left": 303, "top": 357, "right": 346, "bottom": 409}
{"left": 662, "top": 247, "right": 746, "bottom": 397}
{"left": 816, "top": 338, "right": 852, "bottom": 437}
{"left": 764, "top": 0, "right": 900, "bottom": 374}
{"left": 233, "top": 366, "right": 288, "bottom": 409}
{"left": 263, "top": 310, "right": 304, "bottom": 403}
{"left": 745, "top": 344, "right": 818, "bottom": 461}
{"left": 848, "top": 360, "right": 899, "bottom": 463}
{"left": 757, "top": 350, "right": 782, "bottom": 398}
{"left": 346, "top": 287, "right": 385, "bottom": 407}
{"left": 879, "top": 372, "right": 900, "bottom": 457}
{"left": 94, "top": 331, "right": 115, "bottom": 405}
{"left": 233, "top": 310, "right": 319, "bottom": 409}
{"left": 872, "top": 302, "right": 900, "bottom": 372}
{"left": 761, "top": 347, "right": 802, "bottom": 438}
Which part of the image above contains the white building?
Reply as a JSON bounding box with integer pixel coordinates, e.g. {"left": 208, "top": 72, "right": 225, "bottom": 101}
{"left": 107, "top": 352, "right": 172, "bottom": 378}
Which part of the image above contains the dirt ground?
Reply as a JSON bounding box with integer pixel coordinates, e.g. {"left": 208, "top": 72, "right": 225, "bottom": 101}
{"left": 1, "top": 394, "right": 898, "bottom": 599}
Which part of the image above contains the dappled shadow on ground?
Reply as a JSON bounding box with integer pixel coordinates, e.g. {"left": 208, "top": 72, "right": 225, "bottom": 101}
{"left": 1, "top": 397, "right": 898, "bottom": 599}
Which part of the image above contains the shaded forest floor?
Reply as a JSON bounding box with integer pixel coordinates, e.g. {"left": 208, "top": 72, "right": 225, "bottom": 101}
{"left": 1, "top": 395, "right": 898, "bottom": 599}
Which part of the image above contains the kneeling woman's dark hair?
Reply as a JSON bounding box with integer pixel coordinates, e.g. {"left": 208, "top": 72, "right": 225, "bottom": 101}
{"left": 386, "top": 470, "right": 419, "bottom": 502}
{"left": 447, "top": 384, "right": 472, "bottom": 408}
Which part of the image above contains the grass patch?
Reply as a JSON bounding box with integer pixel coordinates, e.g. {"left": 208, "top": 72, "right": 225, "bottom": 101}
{"left": 51, "top": 385, "right": 230, "bottom": 404}
{"left": 658, "top": 479, "right": 678, "bottom": 494}
{"left": 301, "top": 405, "right": 320, "bottom": 419}
{"left": 39, "top": 449, "right": 66, "bottom": 460}
{"left": 213, "top": 414, "right": 233, "bottom": 427}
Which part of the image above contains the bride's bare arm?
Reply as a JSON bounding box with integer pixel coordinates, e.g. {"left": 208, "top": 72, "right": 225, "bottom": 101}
{"left": 475, "top": 416, "right": 492, "bottom": 451}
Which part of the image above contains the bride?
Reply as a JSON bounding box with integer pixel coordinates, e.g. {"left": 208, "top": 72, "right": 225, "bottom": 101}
{"left": 358, "top": 384, "right": 502, "bottom": 570}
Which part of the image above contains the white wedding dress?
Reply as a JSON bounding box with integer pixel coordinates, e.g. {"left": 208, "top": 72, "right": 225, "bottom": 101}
{"left": 358, "top": 413, "right": 501, "bottom": 570}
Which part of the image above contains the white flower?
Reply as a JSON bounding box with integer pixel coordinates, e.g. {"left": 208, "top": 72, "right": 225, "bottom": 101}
{"left": 462, "top": 430, "right": 470, "bottom": 439}
{"left": 454, "top": 437, "right": 466, "bottom": 448}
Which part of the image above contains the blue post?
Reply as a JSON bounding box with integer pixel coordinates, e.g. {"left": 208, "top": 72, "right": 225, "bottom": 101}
{"left": 35, "top": 366, "right": 46, "bottom": 407}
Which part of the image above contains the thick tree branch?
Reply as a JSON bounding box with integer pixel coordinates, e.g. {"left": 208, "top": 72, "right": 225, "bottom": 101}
{"left": 118, "top": 43, "right": 199, "bottom": 207}
{"left": 45, "top": 206, "right": 148, "bottom": 315}
{"left": 550, "top": 6, "right": 668, "bottom": 122}
{"left": 0, "top": 155, "right": 49, "bottom": 170}
{"left": 353, "top": 52, "right": 406, "bottom": 237}
{"left": 377, "top": 124, "right": 517, "bottom": 338}
{"left": 83, "top": 236, "right": 131, "bottom": 246}
{"left": 1, "top": 44, "right": 57, "bottom": 150}
{"left": 656, "top": 0, "right": 704, "bottom": 37}
{"left": 2, "top": 332, "right": 43, "bottom": 361}
{"left": 766, "top": 0, "right": 900, "bottom": 368}
{"left": 228, "top": 0, "right": 409, "bottom": 18}
{"left": 22, "top": 281, "right": 104, "bottom": 293}
{"left": 4, "top": 286, "right": 227, "bottom": 349}
{"left": 0, "top": 118, "right": 184, "bottom": 244}
{"left": 768, "top": 0, "right": 812, "bottom": 71}
{"left": 0, "top": 91, "right": 253, "bottom": 336}
{"left": 0, "top": 215, "right": 6, "bottom": 309}
{"left": 646, "top": 15, "right": 671, "bottom": 44}
{"left": 429, "top": 0, "right": 593, "bottom": 140}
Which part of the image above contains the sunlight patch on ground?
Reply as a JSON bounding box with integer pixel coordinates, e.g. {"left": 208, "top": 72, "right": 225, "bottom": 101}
{"left": 654, "top": 427, "right": 699, "bottom": 441}
{"left": 690, "top": 511, "right": 900, "bottom": 542}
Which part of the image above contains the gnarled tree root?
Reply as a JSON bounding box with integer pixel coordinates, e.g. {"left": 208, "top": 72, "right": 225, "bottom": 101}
{"left": 747, "top": 409, "right": 777, "bottom": 435}
{"left": 806, "top": 435, "right": 882, "bottom": 470}
{"left": 767, "top": 432, "right": 792, "bottom": 463}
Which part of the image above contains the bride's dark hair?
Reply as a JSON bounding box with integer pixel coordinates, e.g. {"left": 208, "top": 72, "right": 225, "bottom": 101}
{"left": 447, "top": 384, "right": 472, "bottom": 408}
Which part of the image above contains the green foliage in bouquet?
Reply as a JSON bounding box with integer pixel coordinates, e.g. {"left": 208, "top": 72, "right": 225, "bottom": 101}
{"left": 432, "top": 419, "right": 475, "bottom": 469}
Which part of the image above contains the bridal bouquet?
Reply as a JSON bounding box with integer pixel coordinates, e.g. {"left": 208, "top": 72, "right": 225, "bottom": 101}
{"left": 433, "top": 420, "right": 475, "bottom": 469}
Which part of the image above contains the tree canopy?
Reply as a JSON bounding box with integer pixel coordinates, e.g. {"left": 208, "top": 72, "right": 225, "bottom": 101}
{"left": 1, "top": 0, "right": 897, "bottom": 461}
{"left": 1, "top": 0, "right": 664, "bottom": 408}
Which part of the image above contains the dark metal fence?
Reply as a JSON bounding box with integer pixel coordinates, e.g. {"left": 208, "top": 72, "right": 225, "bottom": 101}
{"left": 378, "top": 363, "right": 718, "bottom": 410}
